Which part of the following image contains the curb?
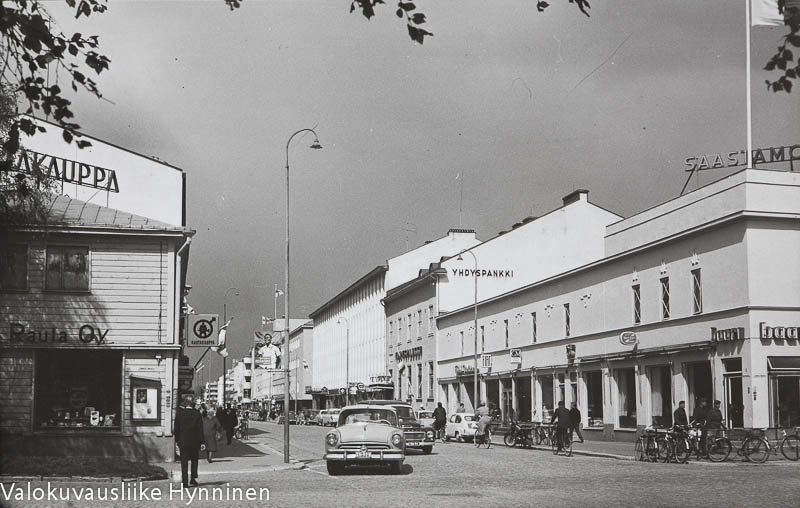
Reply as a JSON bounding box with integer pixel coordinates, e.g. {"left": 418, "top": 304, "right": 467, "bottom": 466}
{"left": 0, "top": 475, "right": 165, "bottom": 483}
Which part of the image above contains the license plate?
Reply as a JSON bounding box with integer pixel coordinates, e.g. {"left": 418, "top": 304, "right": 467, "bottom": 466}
{"left": 407, "top": 441, "right": 421, "bottom": 447}
{"left": 355, "top": 450, "right": 370, "bottom": 458}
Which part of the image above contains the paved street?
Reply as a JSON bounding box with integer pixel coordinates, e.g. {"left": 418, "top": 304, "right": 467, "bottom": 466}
{"left": 3, "top": 420, "right": 799, "bottom": 508}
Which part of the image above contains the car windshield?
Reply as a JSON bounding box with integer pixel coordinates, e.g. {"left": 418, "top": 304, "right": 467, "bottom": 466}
{"left": 462, "top": 415, "right": 476, "bottom": 422}
{"left": 339, "top": 409, "right": 398, "bottom": 426}
{"left": 418, "top": 411, "right": 433, "bottom": 418}
{"left": 392, "top": 406, "right": 415, "bottom": 419}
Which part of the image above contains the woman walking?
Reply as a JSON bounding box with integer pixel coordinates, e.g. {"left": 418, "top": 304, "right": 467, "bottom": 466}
{"left": 201, "top": 409, "right": 224, "bottom": 463}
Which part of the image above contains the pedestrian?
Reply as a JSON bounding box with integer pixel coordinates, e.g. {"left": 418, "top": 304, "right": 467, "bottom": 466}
{"left": 201, "top": 409, "right": 224, "bottom": 463}
{"left": 692, "top": 398, "right": 709, "bottom": 455}
{"left": 174, "top": 394, "right": 205, "bottom": 489}
{"left": 673, "top": 400, "right": 689, "bottom": 427}
{"left": 569, "top": 402, "right": 584, "bottom": 443}
{"left": 433, "top": 402, "right": 447, "bottom": 440}
{"left": 457, "top": 402, "right": 466, "bottom": 414}
{"left": 706, "top": 400, "right": 724, "bottom": 435}
{"left": 222, "top": 402, "right": 238, "bottom": 445}
{"left": 550, "top": 401, "right": 572, "bottom": 452}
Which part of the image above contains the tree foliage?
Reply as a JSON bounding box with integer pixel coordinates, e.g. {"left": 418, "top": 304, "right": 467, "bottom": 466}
{"left": 0, "top": 0, "right": 797, "bottom": 178}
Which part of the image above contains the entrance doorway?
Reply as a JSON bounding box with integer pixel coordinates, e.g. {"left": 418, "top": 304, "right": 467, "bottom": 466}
{"left": 539, "top": 375, "right": 554, "bottom": 420}
{"left": 649, "top": 365, "right": 672, "bottom": 427}
{"left": 723, "top": 358, "right": 744, "bottom": 428}
{"left": 515, "top": 376, "right": 531, "bottom": 422}
{"left": 686, "top": 361, "right": 713, "bottom": 416}
{"left": 485, "top": 379, "right": 500, "bottom": 416}
{"left": 501, "top": 378, "right": 513, "bottom": 423}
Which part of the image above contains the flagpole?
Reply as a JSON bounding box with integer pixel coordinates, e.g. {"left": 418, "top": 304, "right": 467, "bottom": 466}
{"left": 746, "top": 0, "right": 754, "bottom": 169}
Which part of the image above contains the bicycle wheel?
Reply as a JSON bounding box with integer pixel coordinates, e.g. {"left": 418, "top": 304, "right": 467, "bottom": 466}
{"left": 634, "top": 437, "right": 645, "bottom": 461}
{"left": 486, "top": 430, "right": 492, "bottom": 449}
{"left": 564, "top": 432, "right": 573, "bottom": 457}
{"left": 743, "top": 437, "right": 770, "bottom": 464}
{"left": 645, "top": 436, "right": 659, "bottom": 462}
{"left": 552, "top": 432, "right": 560, "bottom": 455}
{"left": 673, "top": 437, "right": 691, "bottom": 464}
{"left": 707, "top": 437, "right": 732, "bottom": 462}
{"left": 656, "top": 436, "right": 673, "bottom": 463}
{"left": 780, "top": 435, "right": 800, "bottom": 461}
{"left": 504, "top": 432, "right": 516, "bottom": 448}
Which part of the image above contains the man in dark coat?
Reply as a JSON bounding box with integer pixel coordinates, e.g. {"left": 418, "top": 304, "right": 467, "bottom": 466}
{"left": 673, "top": 401, "right": 689, "bottom": 426}
{"left": 174, "top": 394, "right": 205, "bottom": 489}
{"left": 569, "top": 402, "right": 584, "bottom": 443}
{"left": 222, "top": 402, "right": 238, "bottom": 444}
{"left": 550, "top": 401, "right": 572, "bottom": 452}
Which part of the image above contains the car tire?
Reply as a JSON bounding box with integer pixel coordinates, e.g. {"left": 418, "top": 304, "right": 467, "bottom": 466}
{"left": 422, "top": 445, "right": 433, "bottom": 454}
{"left": 455, "top": 432, "right": 463, "bottom": 443}
{"left": 326, "top": 462, "right": 344, "bottom": 476}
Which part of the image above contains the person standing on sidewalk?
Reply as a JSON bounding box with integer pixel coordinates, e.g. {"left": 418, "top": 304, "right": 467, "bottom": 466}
{"left": 174, "top": 394, "right": 205, "bottom": 489}
{"left": 201, "top": 409, "right": 224, "bottom": 463}
{"left": 221, "top": 403, "right": 238, "bottom": 445}
{"left": 569, "top": 402, "right": 584, "bottom": 443}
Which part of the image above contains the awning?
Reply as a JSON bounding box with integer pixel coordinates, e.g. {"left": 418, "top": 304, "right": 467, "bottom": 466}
{"left": 768, "top": 356, "right": 800, "bottom": 371}
{"left": 579, "top": 340, "right": 711, "bottom": 363}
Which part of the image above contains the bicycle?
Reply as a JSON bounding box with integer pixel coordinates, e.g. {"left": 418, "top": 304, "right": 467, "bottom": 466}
{"left": 475, "top": 425, "right": 492, "bottom": 448}
{"left": 634, "top": 428, "right": 660, "bottom": 462}
{"left": 434, "top": 422, "right": 447, "bottom": 444}
{"left": 551, "top": 427, "right": 572, "bottom": 457}
{"left": 234, "top": 420, "right": 249, "bottom": 440}
{"left": 779, "top": 427, "right": 800, "bottom": 461}
{"left": 532, "top": 423, "right": 552, "bottom": 446}
{"left": 707, "top": 428, "right": 770, "bottom": 463}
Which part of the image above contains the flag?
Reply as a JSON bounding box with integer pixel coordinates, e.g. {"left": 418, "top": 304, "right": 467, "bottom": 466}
{"left": 752, "top": 0, "right": 799, "bottom": 26}
{"left": 216, "top": 318, "right": 232, "bottom": 357}
{"left": 275, "top": 288, "right": 284, "bottom": 297}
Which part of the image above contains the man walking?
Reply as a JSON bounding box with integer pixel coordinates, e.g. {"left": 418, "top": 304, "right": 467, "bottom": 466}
{"left": 433, "top": 402, "right": 447, "bottom": 441}
{"left": 221, "top": 403, "right": 238, "bottom": 445}
{"left": 550, "top": 401, "right": 572, "bottom": 452}
{"left": 174, "top": 394, "right": 205, "bottom": 489}
{"left": 569, "top": 402, "right": 584, "bottom": 443}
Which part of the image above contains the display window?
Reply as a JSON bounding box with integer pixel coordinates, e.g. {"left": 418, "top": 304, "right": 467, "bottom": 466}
{"left": 46, "top": 246, "right": 90, "bottom": 291}
{"left": 616, "top": 367, "right": 637, "bottom": 428}
{"left": 0, "top": 244, "right": 28, "bottom": 291}
{"left": 35, "top": 350, "right": 122, "bottom": 430}
{"left": 584, "top": 370, "right": 604, "bottom": 427}
{"left": 768, "top": 357, "right": 800, "bottom": 428}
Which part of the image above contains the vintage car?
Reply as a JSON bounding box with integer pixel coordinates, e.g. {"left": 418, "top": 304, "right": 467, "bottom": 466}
{"left": 445, "top": 412, "right": 478, "bottom": 442}
{"left": 319, "top": 408, "right": 341, "bottom": 426}
{"left": 303, "top": 409, "right": 320, "bottom": 425}
{"left": 368, "top": 400, "right": 435, "bottom": 454}
{"left": 324, "top": 405, "right": 405, "bottom": 475}
{"left": 417, "top": 409, "right": 435, "bottom": 428}
{"left": 277, "top": 411, "right": 297, "bottom": 425}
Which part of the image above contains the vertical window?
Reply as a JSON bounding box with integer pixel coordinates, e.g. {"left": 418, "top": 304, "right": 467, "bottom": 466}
{"left": 617, "top": 368, "right": 637, "bottom": 428}
{"left": 633, "top": 284, "right": 641, "bottom": 324}
{"left": 661, "top": 277, "right": 670, "bottom": 320}
{"left": 585, "top": 371, "right": 603, "bottom": 427}
{"left": 407, "top": 314, "right": 412, "bottom": 342}
{"left": 417, "top": 364, "right": 423, "bottom": 399}
{"left": 531, "top": 312, "right": 537, "bottom": 344}
{"left": 504, "top": 319, "right": 509, "bottom": 348}
{"left": 428, "top": 361, "right": 434, "bottom": 399}
{"left": 417, "top": 310, "right": 423, "bottom": 339}
{"left": 46, "top": 246, "right": 90, "bottom": 291}
{"left": 460, "top": 331, "right": 464, "bottom": 356}
{"left": 389, "top": 321, "right": 394, "bottom": 345}
{"left": 428, "top": 305, "right": 434, "bottom": 334}
{"left": 0, "top": 244, "right": 28, "bottom": 290}
{"left": 692, "top": 269, "right": 702, "bottom": 314}
{"left": 480, "top": 325, "right": 485, "bottom": 353}
{"left": 564, "top": 303, "right": 571, "bottom": 337}
{"left": 398, "top": 316, "right": 404, "bottom": 342}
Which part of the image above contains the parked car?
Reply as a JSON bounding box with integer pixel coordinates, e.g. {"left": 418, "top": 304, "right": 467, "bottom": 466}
{"left": 316, "top": 409, "right": 329, "bottom": 426}
{"left": 417, "top": 409, "right": 435, "bottom": 428}
{"left": 323, "top": 405, "right": 405, "bottom": 475}
{"left": 445, "top": 412, "right": 478, "bottom": 442}
{"left": 303, "top": 409, "right": 320, "bottom": 425}
{"left": 277, "top": 411, "right": 297, "bottom": 425}
{"left": 321, "top": 408, "right": 341, "bottom": 426}
{"left": 368, "top": 400, "right": 435, "bottom": 454}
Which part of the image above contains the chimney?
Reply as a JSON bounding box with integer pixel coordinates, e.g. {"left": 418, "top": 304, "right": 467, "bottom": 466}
{"left": 562, "top": 189, "right": 589, "bottom": 206}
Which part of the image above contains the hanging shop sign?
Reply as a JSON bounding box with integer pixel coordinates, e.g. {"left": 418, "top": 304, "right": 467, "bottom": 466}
{"left": 6, "top": 323, "right": 110, "bottom": 345}
{"left": 710, "top": 326, "right": 746, "bottom": 342}
{"left": 370, "top": 375, "right": 392, "bottom": 384}
{"left": 619, "top": 331, "right": 638, "bottom": 346}
{"left": 510, "top": 348, "right": 522, "bottom": 364}
{"left": 10, "top": 149, "right": 120, "bottom": 192}
{"left": 684, "top": 144, "right": 800, "bottom": 172}
{"left": 566, "top": 344, "right": 576, "bottom": 365}
{"left": 450, "top": 268, "right": 515, "bottom": 279}
{"left": 760, "top": 322, "right": 800, "bottom": 340}
{"left": 187, "top": 314, "right": 219, "bottom": 347}
{"left": 395, "top": 346, "right": 423, "bottom": 362}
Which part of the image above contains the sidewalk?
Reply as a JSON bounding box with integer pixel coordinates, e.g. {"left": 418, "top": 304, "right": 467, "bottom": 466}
{"left": 154, "top": 429, "right": 303, "bottom": 483}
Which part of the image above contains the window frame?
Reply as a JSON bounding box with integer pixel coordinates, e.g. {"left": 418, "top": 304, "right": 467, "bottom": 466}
{"left": 564, "top": 303, "right": 571, "bottom": 338}
{"left": 0, "top": 243, "right": 29, "bottom": 291}
{"left": 660, "top": 277, "right": 670, "bottom": 320}
{"left": 45, "top": 245, "right": 91, "bottom": 293}
{"left": 504, "top": 319, "right": 509, "bottom": 348}
{"left": 632, "top": 284, "right": 641, "bottom": 325}
{"left": 531, "top": 312, "right": 537, "bottom": 344}
{"left": 691, "top": 269, "right": 702, "bottom": 315}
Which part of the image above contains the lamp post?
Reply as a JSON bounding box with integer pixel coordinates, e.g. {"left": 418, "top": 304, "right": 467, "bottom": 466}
{"left": 457, "top": 250, "right": 479, "bottom": 410}
{"left": 222, "top": 286, "right": 239, "bottom": 406}
{"left": 283, "top": 128, "right": 322, "bottom": 463}
{"left": 337, "top": 316, "right": 350, "bottom": 405}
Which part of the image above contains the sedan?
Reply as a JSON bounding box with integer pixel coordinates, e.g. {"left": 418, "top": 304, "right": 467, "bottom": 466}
{"left": 324, "top": 405, "right": 405, "bottom": 475}
{"left": 445, "top": 412, "right": 478, "bottom": 442}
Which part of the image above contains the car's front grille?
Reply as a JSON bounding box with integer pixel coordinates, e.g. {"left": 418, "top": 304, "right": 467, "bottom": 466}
{"left": 404, "top": 431, "right": 425, "bottom": 440}
{"left": 339, "top": 444, "right": 391, "bottom": 450}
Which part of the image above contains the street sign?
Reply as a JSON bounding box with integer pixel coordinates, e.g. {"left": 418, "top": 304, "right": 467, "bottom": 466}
{"left": 481, "top": 354, "right": 492, "bottom": 368}
{"left": 510, "top": 348, "right": 521, "bottom": 364}
{"left": 187, "top": 314, "right": 219, "bottom": 347}
{"left": 356, "top": 383, "right": 365, "bottom": 390}
{"left": 619, "top": 331, "right": 638, "bottom": 346}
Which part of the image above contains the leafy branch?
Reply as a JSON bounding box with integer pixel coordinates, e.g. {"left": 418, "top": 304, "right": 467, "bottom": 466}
{"left": 765, "top": 4, "right": 800, "bottom": 93}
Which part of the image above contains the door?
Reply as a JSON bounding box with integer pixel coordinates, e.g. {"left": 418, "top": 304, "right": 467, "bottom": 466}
{"left": 725, "top": 376, "right": 744, "bottom": 428}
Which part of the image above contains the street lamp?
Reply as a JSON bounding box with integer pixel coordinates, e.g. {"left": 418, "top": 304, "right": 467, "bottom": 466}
{"left": 337, "top": 316, "right": 350, "bottom": 405}
{"left": 283, "top": 128, "right": 322, "bottom": 463}
{"left": 222, "top": 286, "right": 239, "bottom": 406}
{"left": 457, "top": 250, "right": 479, "bottom": 410}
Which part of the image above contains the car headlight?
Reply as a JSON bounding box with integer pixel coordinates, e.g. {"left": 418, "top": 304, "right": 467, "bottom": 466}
{"left": 391, "top": 433, "right": 403, "bottom": 446}
{"left": 426, "top": 430, "right": 434, "bottom": 439}
{"left": 326, "top": 432, "right": 339, "bottom": 447}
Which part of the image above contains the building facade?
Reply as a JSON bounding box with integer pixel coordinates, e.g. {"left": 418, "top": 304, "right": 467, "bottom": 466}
{"left": 436, "top": 169, "right": 800, "bottom": 440}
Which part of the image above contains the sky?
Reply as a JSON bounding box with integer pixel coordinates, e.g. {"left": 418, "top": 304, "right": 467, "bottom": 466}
{"left": 38, "top": 0, "right": 799, "bottom": 386}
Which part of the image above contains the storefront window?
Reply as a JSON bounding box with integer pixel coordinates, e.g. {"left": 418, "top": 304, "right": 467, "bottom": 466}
{"left": 1, "top": 244, "right": 28, "bottom": 290}
{"left": 540, "top": 375, "right": 554, "bottom": 420}
{"left": 585, "top": 371, "right": 603, "bottom": 427}
{"left": 616, "top": 368, "right": 636, "bottom": 428}
{"left": 686, "top": 361, "right": 712, "bottom": 416}
{"left": 723, "top": 358, "right": 743, "bottom": 428}
{"left": 35, "top": 350, "right": 122, "bottom": 429}
{"left": 46, "top": 246, "right": 90, "bottom": 291}
{"left": 768, "top": 357, "right": 800, "bottom": 428}
{"left": 649, "top": 365, "right": 672, "bottom": 427}
{"left": 557, "top": 373, "right": 565, "bottom": 404}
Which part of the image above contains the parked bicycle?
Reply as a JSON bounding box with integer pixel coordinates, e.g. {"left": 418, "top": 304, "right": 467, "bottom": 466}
{"left": 634, "top": 427, "right": 661, "bottom": 462}
{"left": 707, "top": 428, "right": 770, "bottom": 463}
{"left": 779, "top": 427, "right": 800, "bottom": 461}
{"left": 532, "top": 422, "right": 552, "bottom": 446}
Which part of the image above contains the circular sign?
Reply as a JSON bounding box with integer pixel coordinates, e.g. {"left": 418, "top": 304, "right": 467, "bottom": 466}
{"left": 193, "top": 319, "right": 215, "bottom": 339}
{"left": 356, "top": 383, "right": 365, "bottom": 390}
{"left": 619, "top": 331, "right": 638, "bottom": 346}
{"left": 339, "top": 388, "right": 346, "bottom": 395}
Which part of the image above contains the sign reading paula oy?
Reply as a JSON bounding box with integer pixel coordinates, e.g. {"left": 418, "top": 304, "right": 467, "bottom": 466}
{"left": 6, "top": 323, "right": 110, "bottom": 344}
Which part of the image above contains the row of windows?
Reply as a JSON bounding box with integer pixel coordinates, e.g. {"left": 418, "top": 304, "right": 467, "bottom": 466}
{"left": 389, "top": 304, "right": 435, "bottom": 345}
{"left": 401, "top": 361, "right": 435, "bottom": 400}
{"left": 1, "top": 244, "right": 90, "bottom": 292}
{"left": 452, "top": 268, "right": 704, "bottom": 355}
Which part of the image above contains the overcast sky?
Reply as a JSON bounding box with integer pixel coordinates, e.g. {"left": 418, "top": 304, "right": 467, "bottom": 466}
{"left": 43, "top": 0, "right": 799, "bottom": 384}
